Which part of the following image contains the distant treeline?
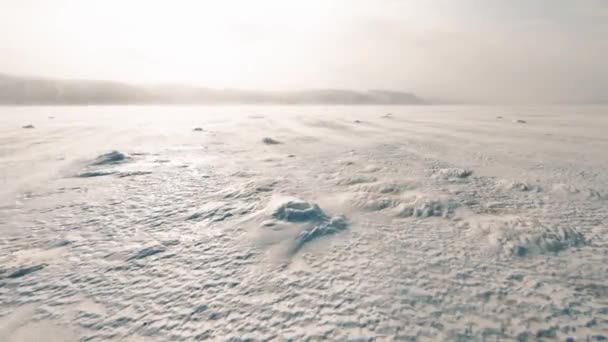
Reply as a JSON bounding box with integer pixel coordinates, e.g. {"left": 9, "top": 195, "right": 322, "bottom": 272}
{"left": 0, "top": 73, "right": 425, "bottom": 105}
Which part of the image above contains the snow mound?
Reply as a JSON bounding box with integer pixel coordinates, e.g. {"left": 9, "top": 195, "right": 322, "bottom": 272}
{"left": 432, "top": 168, "right": 473, "bottom": 180}
{"left": 336, "top": 175, "right": 377, "bottom": 186}
{"left": 91, "top": 151, "right": 129, "bottom": 166}
{"left": 551, "top": 183, "right": 604, "bottom": 200}
{"left": 496, "top": 180, "right": 541, "bottom": 192}
{"left": 262, "top": 137, "right": 281, "bottom": 145}
{"left": 187, "top": 201, "right": 253, "bottom": 222}
{"left": 353, "top": 181, "right": 415, "bottom": 194}
{"left": 395, "top": 195, "right": 460, "bottom": 218}
{"left": 362, "top": 165, "right": 381, "bottom": 173}
{"left": 338, "top": 159, "right": 355, "bottom": 166}
{"left": 223, "top": 179, "right": 280, "bottom": 200}
{"left": 271, "top": 198, "right": 328, "bottom": 222}
{"left": 347, "top": 192, "right": 396, "bottom": 212}
{"left": 469, "top": 217, "right": 586, "bottom": 257}
{"left": 265, "top": 197, "right": 349, "bottom": 254}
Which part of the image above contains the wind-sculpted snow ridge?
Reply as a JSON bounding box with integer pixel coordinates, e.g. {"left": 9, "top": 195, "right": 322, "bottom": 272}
{"left": 294, "top": 215, "right": 348, "bottom": 253}
{"left": 395, "top": 195, "right": 460, "bottom": 218}
{"left": 271, "top": 198, "right": 328, "bottom": 222}
{"left": 495, "top": 179, "right": 542, "bottom": 192}
{"left": 90, "top": 150, "right": 130, "bottom": 166}
{"left": 75, "top": 151, "right": 154, "bottom": 179}
{"left": 551, "top": 183, "right": 605, "bottom": 200}
{"left": 432, "top": 168, "right": 473, "bottom": 180}
{"left": 348, "top": 192, "right": 396, "bottom": 212}
{"left": 266, "top": 198, "right": 349, "bottom": 254}
{"left": 353, "top": 181, "right": 416, "bottom": 194}
{"left": 467, "top": 217, "right": 587, "bottom": 257}
{"left": 336, "top": 175, "right": 377, "bottom": 186}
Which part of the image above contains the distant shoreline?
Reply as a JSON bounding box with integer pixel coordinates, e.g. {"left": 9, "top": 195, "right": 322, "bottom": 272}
{"left": 0, "top": 73, "right": 427, "bottom": 106}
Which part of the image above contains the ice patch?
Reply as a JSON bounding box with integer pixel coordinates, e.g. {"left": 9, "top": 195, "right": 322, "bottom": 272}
{"left": 395, "top": 195, "right": 460, "bottom": 218}
{"left": 117, "top": 171, "right": 153, "bottom": 178}
{"left": 77, "top": 170, "right": 117, "bottom": 178}
{"left": 468, "top": 217, "right": 586, "bottom": 257}
{"left": 91, "top": 151, "right": 129, "bottom": 166}
{"left": 6, "top": 264, "right": 46, "bottom": 279}
{"left": 127, "top": 246, "right": 166, "bottom": 261}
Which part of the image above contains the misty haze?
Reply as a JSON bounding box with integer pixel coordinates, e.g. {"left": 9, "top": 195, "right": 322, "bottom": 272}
{"left": 1, "top": 1, "right": 608, "bottom": 341}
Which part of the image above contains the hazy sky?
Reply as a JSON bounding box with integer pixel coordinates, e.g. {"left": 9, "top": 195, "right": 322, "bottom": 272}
{"left": 1, "top": 0, "right": 607, "bottom": 103}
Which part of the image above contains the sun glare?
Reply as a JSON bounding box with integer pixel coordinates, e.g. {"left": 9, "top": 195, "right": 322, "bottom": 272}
{"left": 54, "top": 0, "right": 337, "bottom": 86}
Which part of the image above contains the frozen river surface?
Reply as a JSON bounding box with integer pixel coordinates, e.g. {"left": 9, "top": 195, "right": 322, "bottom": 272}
{"left": 1, "top": 105, "right": 608, "bottom": 341}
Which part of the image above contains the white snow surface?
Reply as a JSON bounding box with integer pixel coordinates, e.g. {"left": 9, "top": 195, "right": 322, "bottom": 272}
{"left": 1, "top": 105, "right": 608, "bottom": 341}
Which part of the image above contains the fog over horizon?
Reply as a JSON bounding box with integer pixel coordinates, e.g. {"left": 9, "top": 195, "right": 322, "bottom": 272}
{"left": 1, "top": 0, "right": 607, "bottom": 104}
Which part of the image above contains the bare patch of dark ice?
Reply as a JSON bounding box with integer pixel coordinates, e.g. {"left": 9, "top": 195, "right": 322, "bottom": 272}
{"left": 77, "top": 170, "right": 118, "bottom": 178}
{"left": 127, "top": 246, "right": 166, "bottom": 261}
{"left": 117, "top": 171, "right": 153, "bottom": 178}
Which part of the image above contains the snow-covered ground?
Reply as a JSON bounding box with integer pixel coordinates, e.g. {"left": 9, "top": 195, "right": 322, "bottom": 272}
{"left": 1, "top": 105, "right": 607, "bottom": 341}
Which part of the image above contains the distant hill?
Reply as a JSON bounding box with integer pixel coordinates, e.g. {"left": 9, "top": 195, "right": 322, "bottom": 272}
{"left": 0, "top": 73, "right": 426, "bottom": 105}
